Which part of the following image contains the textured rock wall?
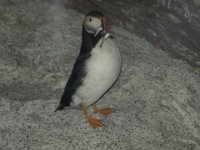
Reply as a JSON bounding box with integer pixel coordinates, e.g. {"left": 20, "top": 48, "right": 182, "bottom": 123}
{"left": 67, "top": 0, "right": 200, "bottom": 67}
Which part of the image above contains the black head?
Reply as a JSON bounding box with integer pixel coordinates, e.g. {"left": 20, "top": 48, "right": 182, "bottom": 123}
{"left": 86, "top": 11, "right": 104, "bottom": 18}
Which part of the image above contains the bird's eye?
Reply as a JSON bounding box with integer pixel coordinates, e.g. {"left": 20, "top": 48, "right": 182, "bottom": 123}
{"left": 89, "top": 17, "right": 92, "bottom": 22}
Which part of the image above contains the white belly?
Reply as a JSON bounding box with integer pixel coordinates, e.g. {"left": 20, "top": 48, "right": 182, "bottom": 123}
{"left": 72, "top": 38, "right": 121, "bottom": 106}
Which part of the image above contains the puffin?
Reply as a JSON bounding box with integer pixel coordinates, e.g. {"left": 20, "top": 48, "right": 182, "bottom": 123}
{"left": 55, "top": 11, "right": 122, "bottom": 128}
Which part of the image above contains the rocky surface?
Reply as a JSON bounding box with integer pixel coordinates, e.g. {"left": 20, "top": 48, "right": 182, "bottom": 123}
{"left": 0, "top": 0, "right": 200, "bottom": 150}
{"left": 68, "top": 0, "right": 200, "bottom": 67}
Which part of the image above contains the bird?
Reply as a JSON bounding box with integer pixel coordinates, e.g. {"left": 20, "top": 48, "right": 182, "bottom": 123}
{"left": 55, "top": 11, "right": 122, "bottom": 128}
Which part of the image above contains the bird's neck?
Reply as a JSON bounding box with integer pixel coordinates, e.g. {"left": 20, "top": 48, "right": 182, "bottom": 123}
{"left": 80, "top": 27, "right": 105, "bottom": 53}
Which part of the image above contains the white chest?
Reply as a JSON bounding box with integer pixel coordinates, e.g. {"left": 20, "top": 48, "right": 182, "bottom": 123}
{"left": 72, "top": 37, "right": 122, "bottom": 106}
{"left": 88, "top": 38, "right": 121, "bottom": 81}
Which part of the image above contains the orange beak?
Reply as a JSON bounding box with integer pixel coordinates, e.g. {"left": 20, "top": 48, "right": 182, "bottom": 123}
{"left": 101, "top": 17, "right": 110, "bottom": 33}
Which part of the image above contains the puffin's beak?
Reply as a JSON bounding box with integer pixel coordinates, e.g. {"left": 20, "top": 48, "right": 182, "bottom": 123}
{"left": 102, "top": 18, "right": 110, "bottom": 33}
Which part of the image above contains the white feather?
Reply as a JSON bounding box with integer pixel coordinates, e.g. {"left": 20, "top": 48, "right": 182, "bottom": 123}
{"left": 72, "top": 37, "right": 122, "bottom": 106}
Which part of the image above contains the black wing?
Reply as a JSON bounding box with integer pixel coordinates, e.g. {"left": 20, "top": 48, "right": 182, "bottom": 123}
{"left": 55, "top": 52, "right": 91, "bottom": 111}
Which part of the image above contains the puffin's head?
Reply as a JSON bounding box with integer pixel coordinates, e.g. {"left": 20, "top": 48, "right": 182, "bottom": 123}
{"left": 83, "top": 11, "right": 109, "bottom": 35}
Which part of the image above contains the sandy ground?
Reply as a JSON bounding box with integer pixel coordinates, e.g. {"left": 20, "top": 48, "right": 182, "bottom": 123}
{"left": 0, "top": 0, "right": 200, "bottom": 150}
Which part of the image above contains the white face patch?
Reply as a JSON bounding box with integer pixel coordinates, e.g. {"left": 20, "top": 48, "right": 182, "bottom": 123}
{"left": 83, "top": 16, "right": 102, "bottom": 34}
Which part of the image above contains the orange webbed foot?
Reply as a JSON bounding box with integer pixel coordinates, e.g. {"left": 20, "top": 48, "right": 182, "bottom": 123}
{"left": 93, "top": 103, "right": 112, "bottom": 116}
{"left": 87, "top": 116, "right": 103, "bottom": 128}
{"left": 96, "top": 107, "right": 112, "bottom": 116}
{"left": 82, "top": 104, "right": 103, "bottom": 128}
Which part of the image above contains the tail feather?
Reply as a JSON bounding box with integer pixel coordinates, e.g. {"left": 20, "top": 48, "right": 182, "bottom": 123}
{"left": 54, "top": 104, "right": 65, "bottom": 112}
{"left": 55, "top": 89, "right": 72, "bottom": 112}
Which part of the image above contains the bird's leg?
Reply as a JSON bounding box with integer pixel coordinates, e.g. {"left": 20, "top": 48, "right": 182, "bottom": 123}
{"left": 82, "top": 104, "right": 103, "bottom": 128}
{"left": 93, "top": 102, "right": 112, "bottom": 116}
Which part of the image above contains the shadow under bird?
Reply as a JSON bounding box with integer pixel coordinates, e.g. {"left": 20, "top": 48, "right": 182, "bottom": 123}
{"left": 55, "top": 11, "right": 122, "bottom": 128}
